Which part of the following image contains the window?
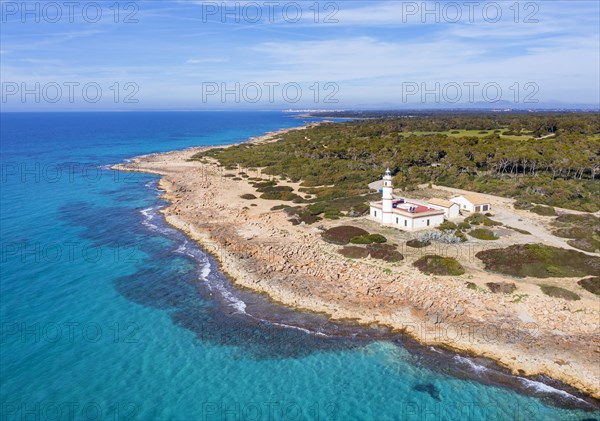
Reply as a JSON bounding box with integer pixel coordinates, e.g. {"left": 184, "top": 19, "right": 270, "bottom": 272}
{"left": 483, "top": 205, "right": 488, "bottom": 211}
{"left": 404, "top": 220, "right": 407, "bottom": 227}
{"left": 427, "top": 219, "right": 430, "bottom": 226}
{"left": 396, "top": 217, "right": 399, "bottom": 224}
{"left": 374, "top": 211, "right": 377, "bottom": 217}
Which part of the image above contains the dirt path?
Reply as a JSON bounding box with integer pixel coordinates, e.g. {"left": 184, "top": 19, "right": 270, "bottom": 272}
{"left": 423, "top": 184, "right": 599, "bottom": 256}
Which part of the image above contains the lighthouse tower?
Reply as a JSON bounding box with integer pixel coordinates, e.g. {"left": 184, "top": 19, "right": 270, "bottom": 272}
{"left": 381, "top": 168, "right": 394, "bottom": 224}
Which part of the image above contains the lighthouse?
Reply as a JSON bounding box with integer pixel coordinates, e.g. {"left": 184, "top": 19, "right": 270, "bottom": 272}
{"left": 381, "top": 168, "right": 394, "bottom": 224}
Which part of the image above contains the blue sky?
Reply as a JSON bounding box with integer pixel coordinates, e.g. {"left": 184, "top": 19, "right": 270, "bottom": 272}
{"left": 1, "top": 0, "right": 599, "bottom": 110}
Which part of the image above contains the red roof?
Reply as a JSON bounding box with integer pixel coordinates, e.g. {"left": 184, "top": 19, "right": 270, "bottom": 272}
{"left": 392, "top": 200, "right": 441, "bottom": 215}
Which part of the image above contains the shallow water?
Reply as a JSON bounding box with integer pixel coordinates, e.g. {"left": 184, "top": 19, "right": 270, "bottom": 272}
{"left": 1, "top": 112, "right": 599, "bottom": 421}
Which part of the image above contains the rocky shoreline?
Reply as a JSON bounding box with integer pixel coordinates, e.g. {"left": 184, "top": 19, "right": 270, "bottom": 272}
{"left": 113, "top": 124, "right": 600, "bottom": 402}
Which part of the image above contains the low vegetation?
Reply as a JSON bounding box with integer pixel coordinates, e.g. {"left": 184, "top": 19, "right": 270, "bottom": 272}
{"left": 406, "top": 239, "right": 431, "bottom": 248}
{"left": 437, "top": 221, "right": 458, "bottom": 231}
{"left": 366, "top": 244, "right": 404, "bottom": 262}
{"left": 530, "top": 205, "right": 557, "bottom": 216}
{"left": 240, "top": 194, "right": 257, "bottom": 200}
{"left": 339, "top": 246, "right": 370, "bottom": 259}
{"left": 350, "top": 234, "right": 387, "bottom": 245}
{"left": 194, "top": 112, "right": 600, "bottom": 213}
{"left": 506, "top": 226, "right": 531, "bottom": 235}
{"left": 486, "top": 282, "right": 517, "bottom": 294}
{"left": 468, "top": 228, "right": 499, "bottom": 240}
{"left": 322, "top": 226, "right": 369, "bottom": 245}
{"left": 475, "top": 244, "right": 600, "bottom": 278}
{"left": 338, "top": 243, "right": 403, "bottom": 261}
{"left": 414, "top": 255, "right": 465, "bottom": 276}
{"left": 465, "top": 213, "right": 502, "bottom": 226}
{"left": 578, "top": 277, "right": 600, "bottom": 296}
{"left": 551, "top": 214, "right": 600, "bottom": 253}
{"left": 539, "top": 285, "right": 580, "bottom": 301}
{"left": 419, "top": 230, "right": 463, "bottom": 244}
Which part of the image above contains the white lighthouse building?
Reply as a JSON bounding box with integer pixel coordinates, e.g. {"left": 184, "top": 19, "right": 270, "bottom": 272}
{"left": 369, "top": 169, "right": 445, "bottom": 231}
{"left": 381, "top": 168, "right": 394, "bottom": 224}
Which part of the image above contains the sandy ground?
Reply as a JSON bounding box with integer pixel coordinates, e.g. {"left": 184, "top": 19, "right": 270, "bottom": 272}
{"left": 114, "top": 125, "right": 600, "bottom": 401}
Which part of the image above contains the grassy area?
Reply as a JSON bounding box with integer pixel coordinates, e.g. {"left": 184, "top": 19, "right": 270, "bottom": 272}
{"left": 403, "top": 129, "right": 533, "bottom": 141}
{"left": 475, "top": 244, "right": 600, "bottom": 278}
{"left": 414, "top": 255, "right": 465, "bottom": 276}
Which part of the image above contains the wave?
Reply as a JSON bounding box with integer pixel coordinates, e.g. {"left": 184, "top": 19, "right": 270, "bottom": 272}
{"left": 517, "top": 377, "right": 589, "bottom": 405}
{"left": 138, "top": 194, "right": 334, "bottom": 337}
{"left": 453, "top": 355, "right": 489, "bottom": 373}
{"left": 270, "top": 321, "right": 329, "bottom": 337}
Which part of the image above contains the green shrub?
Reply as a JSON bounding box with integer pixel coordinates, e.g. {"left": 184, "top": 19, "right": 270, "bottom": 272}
{"left": 350, "top": 235, "right": 372, "bottom": 244}
{"left": 454, "top": 231, "right": 467, "bottom": 242}
{"left": 437, "top": 221, "right": 457, "bottom": 231}
{"left": 368, "top": 234, "right": 387, "bottom": 243}
{"left": 351, "top": 234, "right": 388, "bottom": 244}
{"left": 530, "top": 205, "right": 557, "bottom": 216}
{"left": 514, "top": 200, "right": 533, "bottom": 210}
{"left": 457, "top": 222, "right": 471, "bottom": 230}
{"left": 465, "top": 213, "right": 501, "bottom": 226}
{"left": 553, "top": 227, "right": 589, "bottom": 239}
{"left": 259, "top": 185, "right": 294, "bottom": 193}
{"left": 476, "top": 244, "right": 600, "bottom": 278}
{"left": 567, "top": 238, "right": 600, "bottom": 253}
{"left": 507, "top": 226, "right": 531, "bottom": 235}
{"left": 260, "top": 191, "right": 301, "bottom": 201}
{"left": 406, "top": 239, "right": 431, "bottom": 248}
{"left": 539, "top": 285, "right": 580, "bottom": 301}
{"left": 367, "top": 244, "right": 403, "bottom": 262}
{"left": 468, "top": 228, "right": 498, "bottom": 240}
{"left": 551, "top": 214, "right": 600, "bottom": 252}
{"left": 414, "top": 255, "right": 465, "bottom": 276}
{"left": 240, "top": 194, "right": 257, "bottom": 200}
{"left": 322, "top": 226, "right": 369, "bottom": 245}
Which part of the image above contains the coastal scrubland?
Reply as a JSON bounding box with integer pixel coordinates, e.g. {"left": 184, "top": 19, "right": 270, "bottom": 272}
{"left": 119, "top": 115, "right": 600, "bottom": 400}
{"left": 193, "top": 112, "right": 599, "bottom": 212}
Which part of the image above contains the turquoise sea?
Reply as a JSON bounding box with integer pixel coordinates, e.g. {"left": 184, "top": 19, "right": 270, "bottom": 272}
{"left": 1, "top": 112, "right": 598, "bottom": 421}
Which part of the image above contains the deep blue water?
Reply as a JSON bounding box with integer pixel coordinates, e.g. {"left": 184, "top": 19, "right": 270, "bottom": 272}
{"left": 1, "top": 112, "right": 598, "bottom": 421}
